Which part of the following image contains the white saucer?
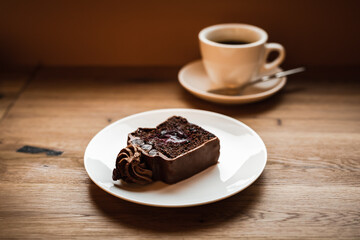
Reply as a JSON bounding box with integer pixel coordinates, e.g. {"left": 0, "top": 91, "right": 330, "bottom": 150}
{"left": 178, "top": 60, "right": 287, "bottom": 104}
{"left": 84, "top": 109, "right": 267, "bottom": 207}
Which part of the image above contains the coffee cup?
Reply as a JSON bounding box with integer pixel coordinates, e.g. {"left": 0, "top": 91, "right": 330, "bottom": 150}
{"left": 199, "top": 23, "right": 285, "bottom": 88}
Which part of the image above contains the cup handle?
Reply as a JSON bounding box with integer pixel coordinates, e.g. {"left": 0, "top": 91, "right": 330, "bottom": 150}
{"left": 260, "top": 43, "right": 285, "bottom": 73}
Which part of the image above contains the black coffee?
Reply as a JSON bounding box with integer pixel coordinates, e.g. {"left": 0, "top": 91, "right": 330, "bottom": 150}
{"left": 216, "top": 40, "right": 250, "bottom": 45}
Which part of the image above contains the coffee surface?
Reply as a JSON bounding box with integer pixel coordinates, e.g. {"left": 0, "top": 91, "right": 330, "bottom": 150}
{"left": 216, "top": 40, "right": 250, "bottom": 45}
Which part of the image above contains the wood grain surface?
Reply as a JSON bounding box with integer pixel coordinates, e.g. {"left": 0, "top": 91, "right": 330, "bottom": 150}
{"left": 0, "top": 66, "right": 359, "bottom": 239}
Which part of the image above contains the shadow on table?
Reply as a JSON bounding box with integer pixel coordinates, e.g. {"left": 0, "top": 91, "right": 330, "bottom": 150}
{"left": 179, "top": 85, "right": 306, "bottom": 118}
{"left": 89, "top": 173, "right": 266, "bottom": 233}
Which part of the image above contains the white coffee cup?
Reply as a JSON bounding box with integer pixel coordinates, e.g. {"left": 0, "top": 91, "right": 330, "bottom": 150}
{"left": 199, "top": 23, "right": 285, "bottom": 88}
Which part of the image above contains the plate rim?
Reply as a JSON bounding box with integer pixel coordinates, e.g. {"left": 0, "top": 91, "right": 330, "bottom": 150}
{"left": 84, "top": 108, "right": 267, "bottom": 207}
{"left": 178, "top": 60, "right": 286, "bottom": 104}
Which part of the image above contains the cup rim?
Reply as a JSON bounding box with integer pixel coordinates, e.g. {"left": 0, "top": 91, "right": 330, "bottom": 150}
{"left": 198, "top": 23, "right": 268, "bottom": 48}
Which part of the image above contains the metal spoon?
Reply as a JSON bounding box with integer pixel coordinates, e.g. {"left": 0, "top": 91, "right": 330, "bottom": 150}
{"left": 207, "top": 67, "right": 305, "bottom": 96}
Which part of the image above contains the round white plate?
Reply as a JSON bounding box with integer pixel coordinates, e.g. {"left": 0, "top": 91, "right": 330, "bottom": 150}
{"left": 178, "top": 60, "right": 286, "bottom": 104}
{"left": 84, "top": 109, "right": 267, "bottom": 207}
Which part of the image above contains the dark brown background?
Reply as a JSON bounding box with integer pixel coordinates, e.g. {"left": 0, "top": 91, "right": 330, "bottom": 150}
{"left": 1, "top": 0, "right": 360, "bottom": 67}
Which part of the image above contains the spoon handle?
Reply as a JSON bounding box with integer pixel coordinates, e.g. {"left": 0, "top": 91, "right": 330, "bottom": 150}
{"left": 208, "top": 67, "right": 306, "bottom": 95}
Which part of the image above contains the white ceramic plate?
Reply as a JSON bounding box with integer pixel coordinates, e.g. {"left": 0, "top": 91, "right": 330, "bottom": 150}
{"left": 178, "top": 60, "right": 286, "bottom": 104}
{"left": 84, "top": 109, "right": 267, "bottom": 207}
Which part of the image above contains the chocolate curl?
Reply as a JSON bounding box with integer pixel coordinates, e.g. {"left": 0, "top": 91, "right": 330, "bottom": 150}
{"left": 112, "top": 145, "right": 152, "bottom": 184}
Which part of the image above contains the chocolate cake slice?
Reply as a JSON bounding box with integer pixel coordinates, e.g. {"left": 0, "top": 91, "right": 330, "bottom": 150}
{"left": 112, "top": 116, "right": 220, "bottom": 184}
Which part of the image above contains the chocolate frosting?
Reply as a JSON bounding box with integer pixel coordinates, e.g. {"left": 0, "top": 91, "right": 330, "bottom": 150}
{"left": 112, "top": 145, "right": 153, "bottom": 184}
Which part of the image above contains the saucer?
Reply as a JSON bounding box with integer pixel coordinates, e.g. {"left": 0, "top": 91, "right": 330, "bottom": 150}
{"left": 178, "top": 60, "right": 287, "bottom": 104}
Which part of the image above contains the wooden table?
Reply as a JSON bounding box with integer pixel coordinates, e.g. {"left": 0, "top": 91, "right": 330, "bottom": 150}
{"left": 0, "top": 66, "right": 359, "bottom": 239}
